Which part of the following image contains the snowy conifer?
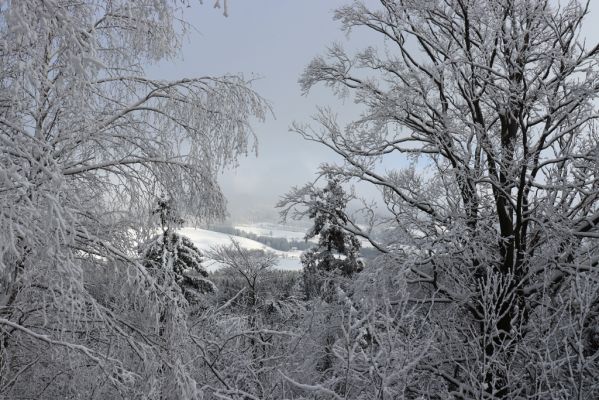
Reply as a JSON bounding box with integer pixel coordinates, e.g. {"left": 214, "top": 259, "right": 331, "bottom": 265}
{"left": 300, "top": 177, "right": 362, "bottom": 300}
{"left": 142, "top": 197, "right": 215, "bottom": 303}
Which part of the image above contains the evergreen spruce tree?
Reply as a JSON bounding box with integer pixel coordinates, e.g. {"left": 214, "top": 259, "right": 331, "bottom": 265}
{"left": 142, "top": 197, "right": 215, "bottom": 303}
{"left": 301, "top": 177, "right": 362, "bottom": 300}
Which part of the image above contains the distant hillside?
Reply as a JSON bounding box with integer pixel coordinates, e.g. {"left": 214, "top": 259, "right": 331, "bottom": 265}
{"left": 177, "top": 227, "right": 302, "bottom": 271}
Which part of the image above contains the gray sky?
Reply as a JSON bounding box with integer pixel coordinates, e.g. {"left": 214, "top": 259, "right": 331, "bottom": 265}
{"left": 149, "top": 1, "right": 378, "bottom": 222}
{"left": 151, "top": 1, "right": 599, "bottom": 223}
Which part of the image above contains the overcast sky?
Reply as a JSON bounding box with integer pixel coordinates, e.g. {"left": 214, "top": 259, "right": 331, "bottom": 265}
{"left": 150, "top": 1, "right": 599, "bottom": 223}
{"left": 147, "top": 1, "right": 384, "bottom": 222}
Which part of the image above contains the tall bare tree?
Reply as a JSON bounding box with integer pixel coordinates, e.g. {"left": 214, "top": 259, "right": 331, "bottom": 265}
{"left": 285, "top": 0, "right": 599, "bottom": 398}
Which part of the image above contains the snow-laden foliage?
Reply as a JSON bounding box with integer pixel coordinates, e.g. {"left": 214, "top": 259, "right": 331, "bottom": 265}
{"left": 279, "top": 257, "right": 437, "bottom": 400}
{"left": 142, "top": 233, "right": 215, "bottom": 301}
{"left": 193, "top": 242, "right": 304, "bottom": 399}
{"left": 141, "top": 196, "right": 216, "bottom": 302}
{"left": 0, "top": 1, "right": 267, "bottom": 398}
{"left": 282, "top": 0, "right": 599, "bottom": 398}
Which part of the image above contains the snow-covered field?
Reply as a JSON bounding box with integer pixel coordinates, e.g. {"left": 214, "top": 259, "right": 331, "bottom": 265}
{"left": 177, "top": 227, "right": 302, "bottom": 271}
{"left": 234, "top": 223, "right": 311, "bottom": 241}
{"left": 234, "top": 222, "right": 373, "bottom": 248}
{"left": 179, "top": 221, "right": 375, "bottom": 272}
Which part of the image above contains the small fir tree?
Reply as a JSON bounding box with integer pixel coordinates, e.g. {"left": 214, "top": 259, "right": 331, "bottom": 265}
{"left": 142, "top": 197, "right": 215, "bottom": 302}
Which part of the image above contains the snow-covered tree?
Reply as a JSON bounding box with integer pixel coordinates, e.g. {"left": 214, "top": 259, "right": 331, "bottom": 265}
{"left": 286, "top": 0, "right": 599, "bottom": 398}
{"left": 0, "top": 1, "right": 267, "bottom": 398}
{"left": 281, "top": 177, "right": 362, "bottom": 300}
{"left": 190, "top": 241, "right": 302, "bottom": 399}
{"left": 209, "top": 240, "right": 278, "bottom": 312}
{"left": 142, "top": 197, "right": 215, "bottom": 304}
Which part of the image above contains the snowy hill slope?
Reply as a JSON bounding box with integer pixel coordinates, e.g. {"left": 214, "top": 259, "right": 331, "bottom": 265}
{"left": 177, "top": 227, "right": 302, "bottom": 271}
{"left": 178, "top": 227, "right": 275, "bottom": 252}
